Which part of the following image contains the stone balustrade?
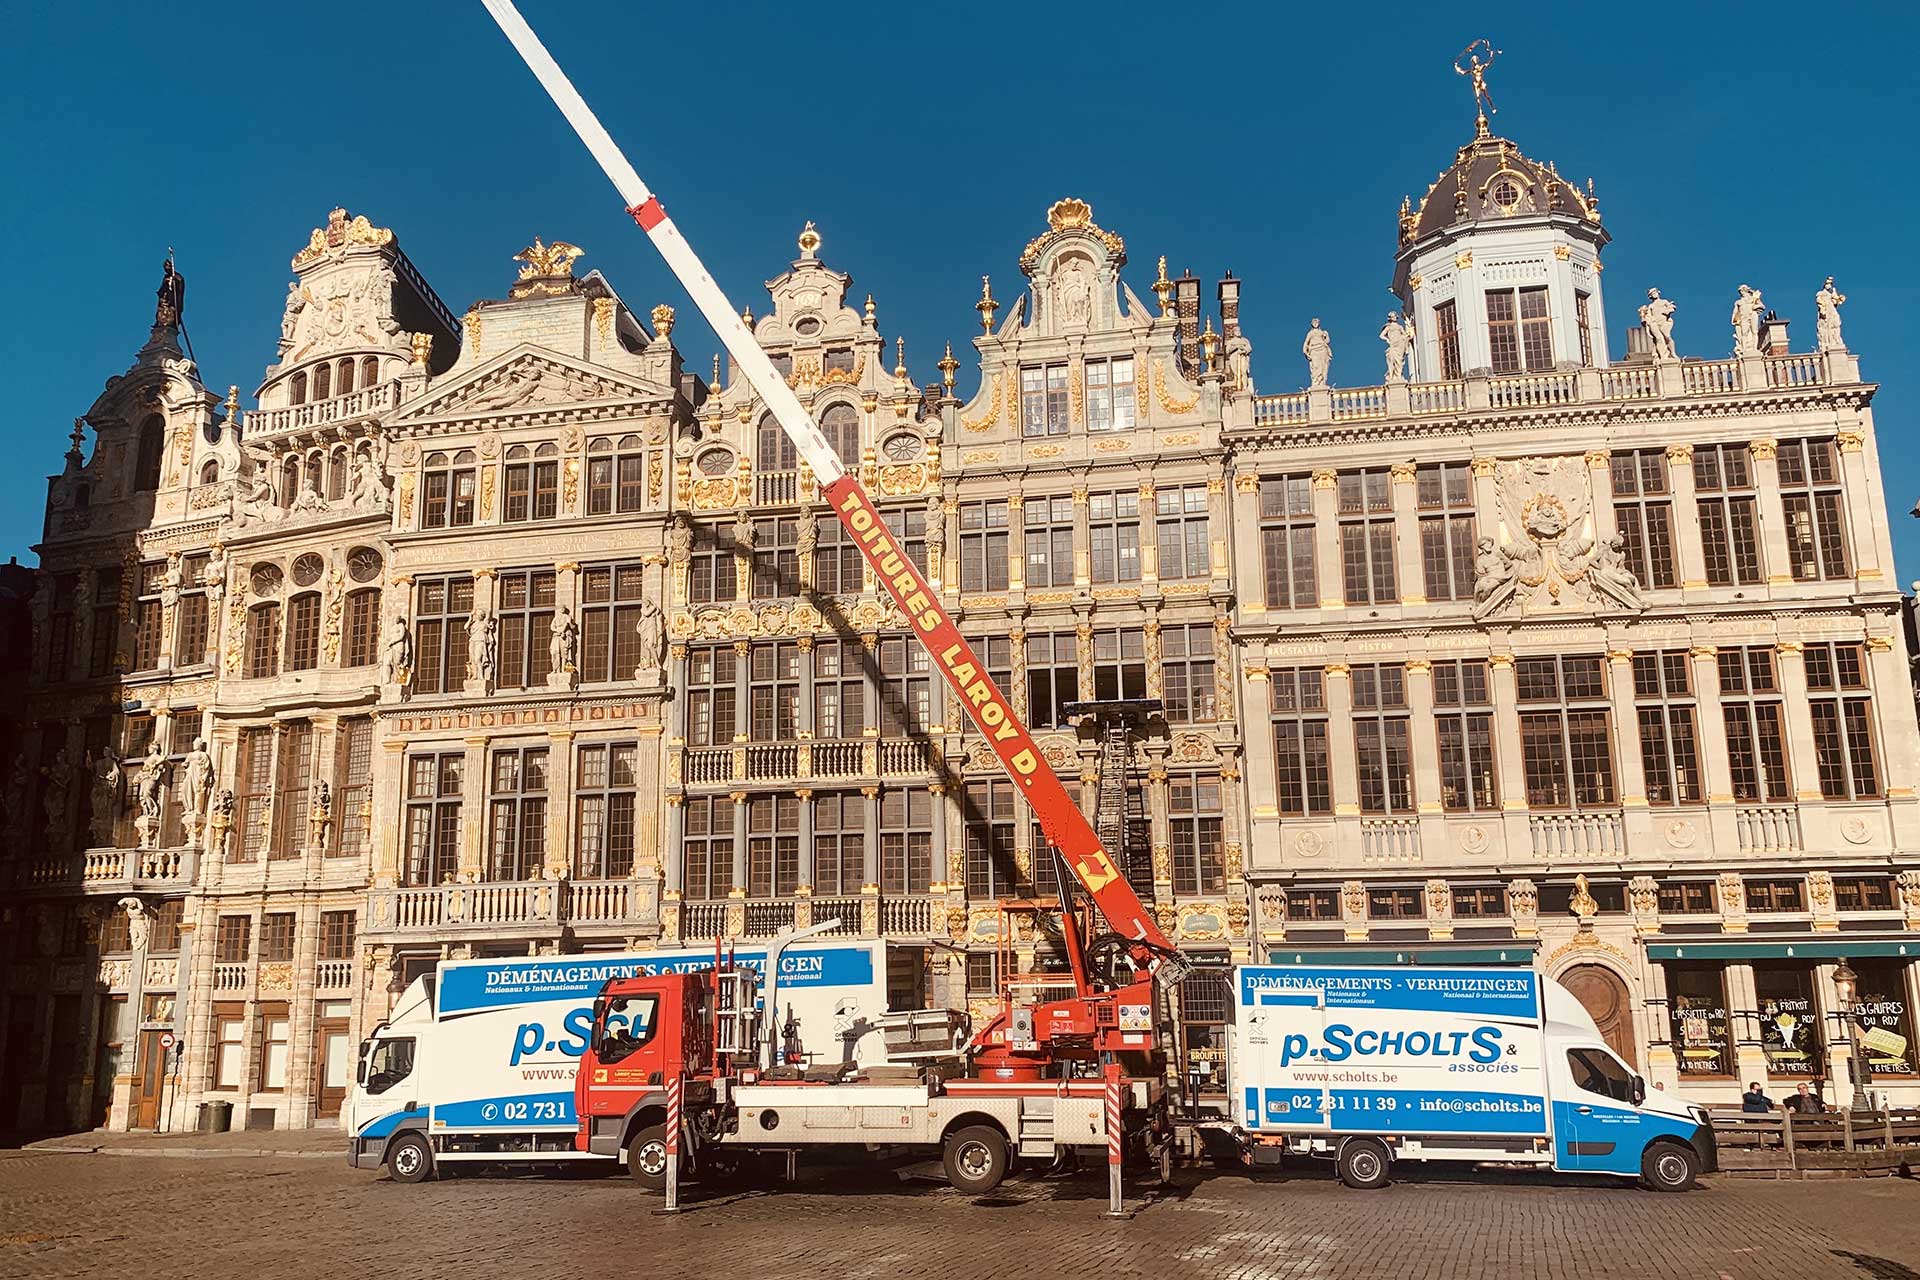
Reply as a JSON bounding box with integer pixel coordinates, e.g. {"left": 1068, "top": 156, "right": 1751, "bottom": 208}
{"left": 244, "top": 380, "right": 399, "bottom": 437}
{"left": 680, "top": 736, "right": 937, "bottom": 788}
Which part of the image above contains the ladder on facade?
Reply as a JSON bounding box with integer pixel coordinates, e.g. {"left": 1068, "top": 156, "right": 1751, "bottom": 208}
{"left": 1067, "top": 699, "right": 1162, "bottom": 899}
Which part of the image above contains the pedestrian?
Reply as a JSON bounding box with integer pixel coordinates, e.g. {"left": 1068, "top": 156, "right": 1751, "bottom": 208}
{"left": 1784, "top": 1082, "right": 1826, "bottom": 1114}
{"left": 1741, "top": 1081, "right": 1773, "bottom": 1112}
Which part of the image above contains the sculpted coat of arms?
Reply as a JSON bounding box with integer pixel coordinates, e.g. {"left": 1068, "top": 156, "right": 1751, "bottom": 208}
{"left": 1473, "top": 456, "right": 1643, "bottom": 617}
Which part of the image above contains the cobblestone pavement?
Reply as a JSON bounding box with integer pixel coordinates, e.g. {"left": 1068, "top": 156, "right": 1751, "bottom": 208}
{"left": 4, "top": 1150, "right": 1920, "bottom": 1280}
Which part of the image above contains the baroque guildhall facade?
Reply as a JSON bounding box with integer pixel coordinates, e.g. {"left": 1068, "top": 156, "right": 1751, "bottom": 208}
{"left": 4, "top": 83, "right": 1917, "bottom": 1132}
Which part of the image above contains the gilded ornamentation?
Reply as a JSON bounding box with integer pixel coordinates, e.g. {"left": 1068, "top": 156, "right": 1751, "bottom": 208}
{"left": 1629, "top": 875, "right": 1659, "bottom": 918}
{"left": 690, "top": 476, "right": 739, "bottom": 511}
{"left": 463, "top": 309, "right": 482, "bottom": 349}
{"left": 592, "top": 297, "right": 615, "bottom": 346}
{"left": 480, "top": 467, "right": 496, "bottom": 520}
{"left": 562, "top": 458, "right": 579, "bottom": 511}
{"left": 1340, "top": 881, "right": 1366, "bottom": 918}
{"left": 1837, "top": 430, "right": 1865, "bottom": 454}
{"left": 1029, "top": 444, "right": 1065, "bottom": 459}
{"left": 647, "top": 452, "right": 663, "bottom": 505}
{"left": 320, "top": 568, "right": 345, "bottom": 664}
{"left": 397, "top": 472, "right": 416, "bottom": 524}
{"left": 1749, "top": 438, "right": 1778, "bottom": 461}
{"left": 292, "top": 208, "right": 393, "bottom": 268}
{"left": 513, "top": 237, "right": 584, "bottom": 281}
{"left": 1569, "top": 873, "right": 1598, "bottom": 918}
{"left": 1019, "top": 197, "right": 1127, "bottom": 273}
{"left": 410, "top": 331, "right": 433, "bottom": 367}
{"left": 1160, "top": 432, "right": 1199, "bottom": 447}
{"left": 1069, "top": 364, "right": 1084, "bottom": 426}
{"left": 960, "top": 374, "right": 1003, "bottom": 433}
{"left": 1470, "top": 456, "right": 1497, "bottom": 478}
{"left": 1152, "top": 360, "right": 1199, "bottom": 414}
{"left": 877, "top": 464, "right": 928, "bottom": 497}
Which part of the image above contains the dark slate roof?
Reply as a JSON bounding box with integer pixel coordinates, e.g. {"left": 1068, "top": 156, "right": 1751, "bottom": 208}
{"left": 1399, "top": 126, "right": 1601, "bottom": 248}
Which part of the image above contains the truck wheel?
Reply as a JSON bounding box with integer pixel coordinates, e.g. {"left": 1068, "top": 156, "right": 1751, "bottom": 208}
{"left": 1336, "top": 1138, "right": 1390, "bottom": 1190}
{"left": 627, "top": 1125, "right": 670, "bottom": 1192}
{"left": 1640, "top": 1141, "right": 1699, "bottom": 1192}
{"left": 387, "top": 1133, "right": 434, "bottom": 1184}
{"left": 943, "top": 1125, "right": 1010, "bottom": 1194}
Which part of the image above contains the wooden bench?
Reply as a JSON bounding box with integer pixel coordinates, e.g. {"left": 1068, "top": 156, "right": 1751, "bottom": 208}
{"left": 1708, "top": 1106, "right": 1920, "bottom": 1178}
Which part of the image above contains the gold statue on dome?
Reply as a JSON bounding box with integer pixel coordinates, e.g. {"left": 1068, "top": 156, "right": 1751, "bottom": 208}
{"left": 1454, "top": 39, "right": 1500, "bottom": 135}
{"left": 513, "top": 237, "right": 585, "bottom": 280}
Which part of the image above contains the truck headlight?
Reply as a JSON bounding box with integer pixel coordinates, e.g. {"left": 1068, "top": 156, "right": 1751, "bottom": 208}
{"left": 1688, "top": 1105, "right": 1710, "bottom": 1126}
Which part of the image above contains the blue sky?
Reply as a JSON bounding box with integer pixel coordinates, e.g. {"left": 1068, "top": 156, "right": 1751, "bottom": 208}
{"left": 3, "top": 2, "right": 1915, "bottom": 578}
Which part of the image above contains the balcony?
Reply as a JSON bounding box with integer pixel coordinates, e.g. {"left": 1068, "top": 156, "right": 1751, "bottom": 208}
{"left": 244, "top": 380, "right": 399, "bottom": 436}
{"left": 9, "top": 846, "right": 192, "bottom": 894}
{"left": 1359, "top": 819, "right": 1421, "bottom": 864}
{"left": 680, "top": 736, "right": 939, "bottom": 788}
{"left": 366, "top": 875, "right": 659, "bottom": 939}
{"left": 1248, "top": 352, "right": 1841, "bottom": 432}
{"left": 315, "top": 959, "right": 354, "bottom": 991}
{"left": 1527, "top": 811, "right": 1625, "bottom": 860}
{"left": 1736, "top": 806, "right": 1803, "bottom": 854}
{"left": 675, "top": 892, "right": 938, "bottom": 942}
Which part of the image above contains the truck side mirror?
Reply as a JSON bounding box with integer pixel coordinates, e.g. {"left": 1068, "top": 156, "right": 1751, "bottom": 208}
{"left": 1631, "top": 1074, "right": 1646, "bottom": 1106}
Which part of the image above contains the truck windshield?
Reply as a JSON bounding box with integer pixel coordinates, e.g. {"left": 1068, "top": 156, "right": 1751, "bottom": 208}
{"left": 363, "top": 1037, "right": 415, "bottom": 1095}
{"left": 1566, "top": 1047, "right": 1635, "bottom": 1103}
{"left": 597, "top": 993, "right": 662, "bottom": 1065}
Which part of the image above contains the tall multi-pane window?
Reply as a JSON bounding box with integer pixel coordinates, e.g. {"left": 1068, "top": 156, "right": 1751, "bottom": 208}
{"left": 1270, "top": 668, "right": 1332, "bottom": 816}
{"left": 1338, "top": 468, "right": 1397, "bottom": 605}
{"left": 1434, "top": 300, "right": 1462, "bottom": 380}
{"left": 285, "top": 593, "right": 321, "bottom": 671}
{"left": 90, "top": 567, "right": 121, "bottom": 678}
{"left": 812, "top": 640, "right": 863, "bottom": 740}
{"left": 686, "top": 646, "right": 737, "bottom": 747}
{"left": 235, "top": 727, "right": 273, "bottom": 862}
{"left": 814, "top": 519, "right": 865, "bottom": 595}
{"left": 412, "top": 576, "right": 472, "bottom": 695}
{"left": 877, "top": 637, "right": 931, "bottom": 736}
{"left": 1169, "top": 773, "right": 1224, "bottom": 896}
{"left": 495, "top": 568, "right": 555, "bottom": 689}
{"left": 579, "top": 563, "right": 646, "bottom": 683}
{"left": 1804, "top": 641, "right": 1880, "bottom": 799}
{"left": 747, "top": 795, "right": 801, "bottom": 898}
{"left": 1610, "top": 450, "right": 1677, "bottom": 591}
{"left": 45, "top": 573, "right": 75, "bottom": 683}
{"left": 879, "top": 788, "right": 932, "bottom": 893}
{"left": 1084, "top": 357, "right": 1137, "bottom": 432}
{"left": 1416, "top": 463, "right": 1477, "bottom": 601}
{"left": 333, "top": 717, "right": 373, "bottom": 855}
{"left": 749, "top": 642, "right": 802, "bottom": 741}
{"left": 260, "top": 912, "right": 296, "bottom": 963}
{"left": 1020, "top": 364, "right": 1070, "bottom": 437}
{"left": 1092, "top": 630, "right": 1146, "bottom": 701}
{"left": 812, "top": 792, "right": 864, "bottom": 896}
{"left": 1694, "top": 444, "right": 1764, "bottom": 586}
{"left": 885, "top": 506, "right": 929, "bottom": 576}
{"left": 1486, "top": 286, "right": 1551, "bottom": 373}
{"left": 1516, "top": 655, "right": 1615, "bottom": 808}
{"left": 215, "top": 915, "right": 252, "bottom": 964}
{"left": 343, "top": 590, "right": 379, "bottom": 668}
{"left": 1088, "top": 491, "right": 1140, "bottom": 584}
{"left": 246, "top": 602, "right": 281, "bottom": 679}
{"left": 1718, "top": 648, "right": 1791, "bottom": 803}
{"left": 1778, "top": 438, "right": 1850, "bottom": 580}
{"left": 131, "top": 562, "right": 165, "bottom": 671}
{"left": 756, "top": 416, "right": 797, "bottom": 477}
{"left": 1634, "top": 652, "right": 1703, "bottom": 806}
{"left": 682, "top": 796, "right": 733, "bottom": 900}
{"left": 319, "top": 911, "right": 356, "bottom": 962}
{"left": 1260, "top": 476, "right": 1318, "bottom": 608}
{"left": 1574, "top": 291, "right": 1594, "bottom": 367}
{"left": 573, "top": 742, "right": 637, "bottom": 879}
{"left": 963, "top": 779, "right": 1023, "bottom": 899}
{"left": 1023, "top": 495, "right": 1075, "bottom": 588}
{"left": 486, "top": 746, "right": 547, "bottom": 881}
{"left": 270, "top": 722, "right": 312, "bottom": 859}
{"left": 1161, "top": 624, "right": 1217, "bottom": 724}
{"left": 959, "top": 502, "right": 1010, "bottom": 593}
{"left": 1351, "top": 664, "right": 1414, "bottom": 814}
{"left": 402, "top": 753, "right": 463, "bottom": 887}
{"left": 1025, "top": 633, "right": 1079, "bottom": 730}
{"left": 1155, "top": 486, "right": 1210, "bottom": 581}
{"left": 502, "top": 444, "right": 560, "bottom": 522}
{"left": 689, "top": 528, "right": 737, "bottom": 605}
{"left": 751, "top": 518, "right": 799, "bottom": 599}
{"left": 421, "top": 451, "right": 477, "bottom": 529}
{"left": 1434, "top": 659, "right": 1498, "bottom": 811}
{"left": 818, "top": 404, "right": 860, "bottom": 465}
{"left": 174, "top": 553, "right": 209, "bottom": 667}
{"left": 585, "top": 435, "right": 646, "bottom": 515}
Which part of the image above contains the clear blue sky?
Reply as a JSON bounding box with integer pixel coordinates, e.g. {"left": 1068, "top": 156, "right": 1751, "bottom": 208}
{"left": 3, "top": 2, "right": 1915, "bottom": 578}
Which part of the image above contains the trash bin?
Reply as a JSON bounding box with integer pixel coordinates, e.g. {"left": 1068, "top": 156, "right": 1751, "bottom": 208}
{"left": 202, "top": 1100, "right": 233, "bottom": 1133}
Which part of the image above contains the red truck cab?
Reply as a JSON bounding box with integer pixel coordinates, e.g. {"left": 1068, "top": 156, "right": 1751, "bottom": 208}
{"left": 573, "top": 974, "right": 708, "bottom": 1155}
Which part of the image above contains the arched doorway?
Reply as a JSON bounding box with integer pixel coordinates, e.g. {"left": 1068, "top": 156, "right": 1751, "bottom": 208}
{"left": 1558, "top": 964, "right": 1637, "bottom": 1067}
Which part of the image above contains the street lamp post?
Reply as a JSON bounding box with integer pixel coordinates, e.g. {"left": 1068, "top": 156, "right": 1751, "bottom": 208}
{"left": 1831, "top": 958, "right": 1871, "bottom": 1111}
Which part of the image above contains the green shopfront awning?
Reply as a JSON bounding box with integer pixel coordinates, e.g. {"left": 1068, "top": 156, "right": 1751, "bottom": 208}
{"left": 1646, "top": 939, "right": 1920, "bottom": 961}
{"left": 1264, "top": 944, "right": 1539, "bottom": 967}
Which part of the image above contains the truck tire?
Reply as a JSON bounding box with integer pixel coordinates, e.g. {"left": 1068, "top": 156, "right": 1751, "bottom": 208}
{"left": 627, "top": 1124, "right": 670, "bottom": 1191}
{"left": 1640, "top": 1141, "right": 1699, "bottom": 1192}
{"left": 1335, "top": 1138, "right": 1391, "bottom": 1190}
{"left": 943, "top": 1125, "right": 1010, "bottom": 1194}
{"left": 387, "top": 1133, "right": 434, "bottom": 1184}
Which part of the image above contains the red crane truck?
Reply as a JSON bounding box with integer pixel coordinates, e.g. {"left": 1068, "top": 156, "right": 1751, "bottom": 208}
{"left": 480, "top": 1, "right": 1192, "bottom": 1207}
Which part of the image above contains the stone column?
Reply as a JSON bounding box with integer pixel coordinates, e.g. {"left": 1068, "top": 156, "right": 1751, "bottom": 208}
{"left": 459, "top": 736, "right": 488, "bottom": 882}
{"left": 1206, "top": 475, "right": 1231, "bottom": 586}
{"left": 1814, "top": 961, "right": 1857, "bottom": 1106}
{"left": 1324, "top": 663, "right": 1359, "bottom": 861}
{"left": 793, "top": 787, "right": 816, "bottom": 895}
{"left": 729, "top": 790, "right": 750, "bottom": 908}
{"left": 307, "top": 715, "right": 340, "bottom": 874}
{"left": 1837, "top": 430, "right": 1883, "bottom": 584}
{"left": 1405, "top": 659, "right": 1445, "bottom": 857}
{"left": 1311, "top": 470, "right": 1341, "bottom": 609}
{"left": 1748, "top": 439, "right": 1793, "bottom": 588}
{"left": 1639, "top": 959, "right": 1681, "bottom": 1092}
{"left": 1071, "top": 487, "right": 1091, "bottom": 587}
{"left": 926, "top": 781, "right": 948, "bottom": 890}
{"left": 1607, "top": 648, "right": 1650, "bottom": 852}
{"left": 1726, "top": 961, "right": 1771, "bottom": 1088}
{"left": 1147, "top": 762, "right": 1172, "bottom": 905}
{"left": 1690, "top": 645, "right": 1740, "bottom": 854}
{"left": 1470, "top": 455, "right": 1499, "bottom": 540}
{"left": 1866, "top": 635, "right": 1920, "bottom": 846}
{"left": 1666, "top": 443, "right": 1707, "bottom": 599}
{"left": 284, "top": 899, "right": 323, "bottom": 1127}
{"left": 860, "top": 784, "right": 880, "bottom": 890}
{"left": 1230, "top": 474, "right": 1263, "bottom": 618}
{"left": 1585, "top": 450, "right": 1616, "bottom": 542}
{"left": 1389, "top": 462, "right": 1424, "bottom": 605}
{"left": 1006, "top": 493, "right": 1026, "bottom": 594}
{"left": 1137, "top": 481, "right": 1159, "bottom": 583}
{"left": 1773, "top": 642, "right": 1831, "bottom": 852}
{"left": 1487, "top": 652, "right": 1531, "bottom": 854}
{"left": 544, "top": 729, "right": 575, "bottom": 880}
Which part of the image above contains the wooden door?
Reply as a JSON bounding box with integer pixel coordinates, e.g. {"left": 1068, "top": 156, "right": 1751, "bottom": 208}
{"left": 315, "top": 1018, "right": 351, "bottom": 1118}
{"left": 1559, "top": 964, "right": 1637, "bottom": 1068}
{"left": 132, "top": 1029, "right": 167, "bottom": 1129}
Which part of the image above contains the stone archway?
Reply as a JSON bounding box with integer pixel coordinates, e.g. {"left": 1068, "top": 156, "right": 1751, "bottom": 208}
{"left": 1558, "top": 963, "right": 1638, "bottom": 1068}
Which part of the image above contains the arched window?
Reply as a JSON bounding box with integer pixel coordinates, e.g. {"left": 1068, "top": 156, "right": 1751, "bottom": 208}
{"left": 585, "top": 435, "right": 644, "bottom": 515}
{"left": 134, "top": 415, "right": 165, "bottom": 491}
{"left": 199, "top": 459, "right": 220, "bottom": 486}
{"left": 280, "top": 457, "right": 300, "bottom": 508}
{"left": 336, "top": 358, "right": 355, "bottom": 395}
{"left": 757, "top": 414, "right": 797, "bottom": 472}
{"left": 819, "top": 403, "right": 860, "bottom": 464}
{"left": 245, "top": 602, "right": 281, "bottom": 678}
{"left": 290, "top": 371, "right": 307, "bottom": 405}
{"left": 326, "top": 447, "right": 348, "bottom": 501}
{"left": 361, "top": 356, "right": 380, "bottom": 389}
{"left": 285, "top": 592, "right": 321, "bottom": 671}
{"left": 343, "top": 588, "right": 381, "bottom": 666}
{"left": 311, "top": 362, "right": 331, "bottom": 400}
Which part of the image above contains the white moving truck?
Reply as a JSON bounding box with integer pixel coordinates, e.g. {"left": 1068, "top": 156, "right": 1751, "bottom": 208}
{"left": 1212, "top": 965, "right": 1715, "bottom": 1191}
{"left": 345, "top": 938, "right": 919, "bottom": 1179}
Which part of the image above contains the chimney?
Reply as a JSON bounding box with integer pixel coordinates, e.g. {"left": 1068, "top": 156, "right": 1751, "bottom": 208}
{"left": 1175, "top": 272, "right": 1201, "bottom": 379}
{"left": 1758, "top": 311, "right": 1791, "bottom": 356}
{"left": 1218, "top": 273, "right": 1241, "bottom": 339}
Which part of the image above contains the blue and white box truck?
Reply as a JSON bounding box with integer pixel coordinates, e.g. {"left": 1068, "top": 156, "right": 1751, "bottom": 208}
{"left": 346, "top": 937, "right": 927, "bottom": 1178}
{"left": 1215, "top": 965, "right": 1716, "bottom": 1191}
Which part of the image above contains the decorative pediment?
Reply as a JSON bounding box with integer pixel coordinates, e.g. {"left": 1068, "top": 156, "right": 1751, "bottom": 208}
{"left": 397, "top": 346, "right": 672, "bottom": 424}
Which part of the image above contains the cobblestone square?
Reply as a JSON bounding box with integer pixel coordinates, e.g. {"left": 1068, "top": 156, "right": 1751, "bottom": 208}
{"left": 5, "top": 1152, "right": 1920, "bottom": 1280}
